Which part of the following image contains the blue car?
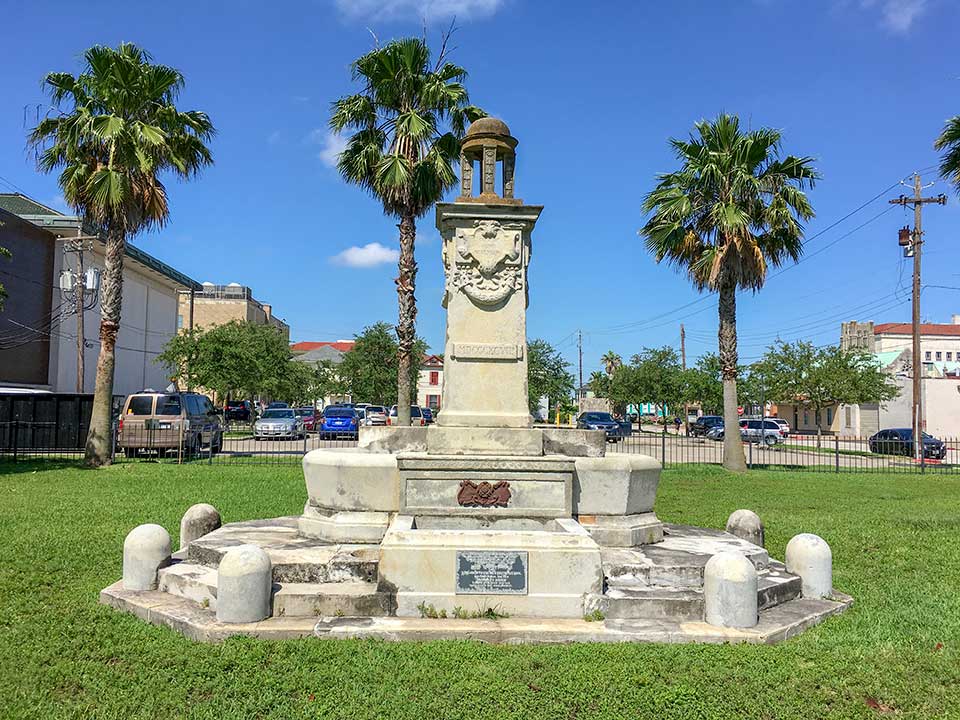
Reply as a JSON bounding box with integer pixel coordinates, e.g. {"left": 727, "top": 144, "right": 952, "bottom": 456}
{"left": 320, "top": 406, "right": 359, "bottom": 439}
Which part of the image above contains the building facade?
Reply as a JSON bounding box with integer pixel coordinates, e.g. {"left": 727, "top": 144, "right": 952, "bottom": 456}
{"left": 177, "top": 283, "right": 289, "bottom": 341}
{"left": 0, "top": 193, "right": 200, "bottom": 396}
{"left": 417, "top": 354, "right": 443, "bottom": 410}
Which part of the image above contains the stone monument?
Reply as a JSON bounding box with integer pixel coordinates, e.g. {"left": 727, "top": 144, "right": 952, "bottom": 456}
{"left": 100, "top": 118, "right": 851, "bottom": 643}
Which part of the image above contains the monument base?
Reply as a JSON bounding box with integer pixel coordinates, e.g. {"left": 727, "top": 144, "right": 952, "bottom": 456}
{"left": 377, "top": 515, "right": 603, "bottom": 618}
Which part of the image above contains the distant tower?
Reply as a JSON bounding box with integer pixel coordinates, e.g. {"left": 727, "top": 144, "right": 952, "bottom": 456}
{"left": 840, "top": 321, "right": 875, "bottom": 352}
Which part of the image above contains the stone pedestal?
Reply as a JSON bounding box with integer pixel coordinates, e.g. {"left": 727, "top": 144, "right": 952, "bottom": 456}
{"left": 435, "top": 203, "right": 543, "bottom": 429}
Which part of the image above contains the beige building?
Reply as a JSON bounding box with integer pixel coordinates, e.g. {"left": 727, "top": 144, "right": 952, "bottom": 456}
{"left": 177, "top": 283, "right": 289, "bottom": 341}
{"left": 841, "top": 318, "right": 960, "bottom": 373}
{"left": 0, "top": 193, "right": 200, "bottom": 396}
{"left": 417, "top": 354, "right": 443, "bottom": 410}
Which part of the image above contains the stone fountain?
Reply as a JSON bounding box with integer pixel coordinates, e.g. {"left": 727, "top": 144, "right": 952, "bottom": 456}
{"left": 101, "top": 118, "right": 850, "bottom": 643}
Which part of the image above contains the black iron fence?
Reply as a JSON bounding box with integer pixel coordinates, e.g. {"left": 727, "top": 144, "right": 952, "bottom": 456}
{"left": 2, "top": 420, "right": 957, "bottom": 473}
{"left": 0, "top": 420, "right": 357, "bottom": 465}
{"left": 608, "top": 428, "right": 960, "bottom": 473}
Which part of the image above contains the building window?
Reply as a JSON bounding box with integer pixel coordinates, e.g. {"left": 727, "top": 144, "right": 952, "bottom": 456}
{"left": 948, "top": 352, "right": 953, "bottom": 361}
{"left": 845, "top": 406, "right": 852, "bottom": 426}
{"left": 426, "top": 394, "right": 440, "bottom": 409}
{"left": 936, "top": 351, "right": 942, "bottom": 361}
{"left": 177, "top": 314, "right": 184, "bottom": 329}
{"left": 826, "top": 407, "right": 833, "bottom": 425}
{"left": 429, "top": 371, "right": 439, "bottom": 386}
{"left": 926, "top": 351, "right": 932, "bottom": 361}
{"left": 803, "top": 410, "right": 809, "bottom": 426}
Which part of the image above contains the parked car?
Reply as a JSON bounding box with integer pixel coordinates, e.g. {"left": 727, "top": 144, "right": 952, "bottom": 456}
{"left": 869, "top": 428, "right": 947, "bottom": 459}
{"left": 295, "top": 407, "right": 318, "bottom": 433}
{"left": 355, "top": 407, "right": 366, "bottom": 423}
{"left": 576, "top": 411, "right": 624, "bottom": 443}
{"left": 769, "top": 418, "right": 790, "bottom": 438}
{"left": 691, "top": 415, "right": 724, "bottom": 437}
{"left": 422, "top": 407, "right": 435, "bottom": 424}
{"left": 266, "top": 401, "right": 289, "bottom": 410}
{"left": 224, "top": 399, "right": 253, "bottom": 423}
{"left": 364, "top": 405, "right": 388, "bottom": 426}
{"left": 254, "top": 408, "right": 304, "bottom": 440}
{"left": 387, "top": 405, "right": 425, "bottom": 426}
{"left": 740, "top": 418, "right": 785, "bottom": 446}
{"left": 118, "top": 391, "right": 223, "bottom": 458}
{"left": 320, "top": 405, "right": 360, "bottom": 439}
{"left": 705, "top": 424, "right": 725, "bottom": 441}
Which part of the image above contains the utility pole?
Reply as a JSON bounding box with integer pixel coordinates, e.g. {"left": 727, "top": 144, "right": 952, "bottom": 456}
{"left": 577, "top": 329, "right": 583, "bottom": 397}
{"left": 61, "top": 232, "right": 99, "bottom": 392}
{"left": 680, "top": 323, "right": 689, "bottom": 436}
{"left": 889, "top": 173, "right": 946, "bottom": 461}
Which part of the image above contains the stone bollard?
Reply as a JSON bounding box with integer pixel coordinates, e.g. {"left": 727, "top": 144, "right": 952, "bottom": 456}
{"left": 122, "top": 524, "right": 172, "bottom": 591}
{"left": 703, "top": 551, "right": 758, "bottom": 629}
{"left": 785, "top": 533, "right": 833, "bottom": 599}
{"left": 216, "top": 545, "right": 272, "bottom": 623}
{"left": 179, "top": 503, "right": 221, "bottom": 551}
{"left": 726, "top": 509, "right": 765, "bottom": 548}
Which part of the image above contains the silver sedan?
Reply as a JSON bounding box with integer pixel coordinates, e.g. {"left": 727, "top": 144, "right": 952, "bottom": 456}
{"left": 254, "top": 408, "right": 305, "bottom": 440}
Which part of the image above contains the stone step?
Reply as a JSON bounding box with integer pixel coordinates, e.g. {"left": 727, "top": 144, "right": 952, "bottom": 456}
{"left": 186, "top": 516, "right": 380, "bottom": 584}
{"left": 758, "top": 562, "right": 802, "bottom": 610}
{"left": 159, "top": 562, "right": 395, "bottom": 618}
{"left": 273, "top": 582, "right": 394, "bottom": 618}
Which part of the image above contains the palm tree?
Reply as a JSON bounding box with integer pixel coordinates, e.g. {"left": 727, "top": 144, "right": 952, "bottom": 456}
{"left": 935, "top": 116, "right": 960, "bottom": 193}
{"left": 30, "top": 43, "right": 214, "bottom": 466}
{"left": 640, "top": 114, "right": 817, "bottom": 471}
{"left": 330, "top": 37, "right": 483, "bottom": 426}
{"left": 601, "top": 350, "right": 622, "bottom": 376}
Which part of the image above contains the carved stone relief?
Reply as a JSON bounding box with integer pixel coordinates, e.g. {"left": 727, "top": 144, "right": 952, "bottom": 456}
{"left": 444, "top": 219, "right": 526, "bottom": 306}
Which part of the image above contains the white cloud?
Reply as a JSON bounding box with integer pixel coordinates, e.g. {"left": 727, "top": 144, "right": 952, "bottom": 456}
{"left": 334, "top": 0, "right": 505, "bottom": 21}
{"left": 330, "top": 242, "right": 400, "bottom": 268}
{"left": 307, "top": 129, "right": 349, "bottom": 168}
{"left": 861, "top": 0, "right": 929, "bottom": 33}
{"left": 267, "top": 130, "right": 283, "bottom": 145}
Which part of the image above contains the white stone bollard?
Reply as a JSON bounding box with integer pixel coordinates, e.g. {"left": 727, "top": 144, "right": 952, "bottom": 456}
{"left": 216, "top": 545, "right": 272, "bottom": 623}
{"left": 703, "top": 551, "right": 758, "bottom": 629}
{"left": 726, "top": 509, "right": 765, "bottom": 547}
{"left": 179, "top": 503, "right": 221, "bottom": 551}
{"left": 122, "top": 524, "right": 172, "bottom": 591}
{"left": 785, "top": 533, "right": 833, "bottom": 599}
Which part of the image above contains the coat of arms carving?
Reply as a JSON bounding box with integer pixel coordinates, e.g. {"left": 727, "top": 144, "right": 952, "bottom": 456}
{"left": 444, "top": 220, "right": 525, "bottom": 306}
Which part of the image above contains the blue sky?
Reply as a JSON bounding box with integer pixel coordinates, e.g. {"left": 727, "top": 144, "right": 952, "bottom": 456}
{"left": 3, "top": 0, "right": 960, "bottom": 378}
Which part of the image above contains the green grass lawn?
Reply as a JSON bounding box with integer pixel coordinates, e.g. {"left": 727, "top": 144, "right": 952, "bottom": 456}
{"left": 1, "top": 460, "right": 958, "bottom": 719}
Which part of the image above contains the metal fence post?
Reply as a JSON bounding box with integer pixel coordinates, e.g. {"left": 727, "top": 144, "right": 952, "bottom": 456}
{"left": 661, "top": 424, "right": 667, "bottom": 469}
{"left": 12, "top": 419, "right": 18, "bottom": 462}
{"left": 110, "top": 419, "right": 117, "bottom": 462}
{"left": 835, "top": 435, "right": 840, "bottom": 474}
{"left": 748, "top": 436, "right": 753, "bottom": 469}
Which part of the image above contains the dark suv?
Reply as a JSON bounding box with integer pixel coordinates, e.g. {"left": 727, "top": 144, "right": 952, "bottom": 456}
{"left": 690, "top": 415, "right": 724, "bottom": 437}
{"left": 225, "top": 399, "right": 253, "bottom": 422}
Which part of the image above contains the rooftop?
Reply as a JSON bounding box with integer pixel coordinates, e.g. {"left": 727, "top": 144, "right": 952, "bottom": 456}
{"left": 0, "top": 192, "right": 201, "bottom": 291}
{"left": 874, "top": 322, "right": 960, "bottom": 337}
{"left": 291, "top": 340, "right": 356, "bottom": 353}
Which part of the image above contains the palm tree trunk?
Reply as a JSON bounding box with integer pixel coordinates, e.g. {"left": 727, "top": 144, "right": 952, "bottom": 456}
{"left": 395, "top": 211, "right": 418, "bottom": 426}
{"left": 719, "top": 281, "right": 747, "bottom": 472}
{"left": 85, "top": 226, "right": 125, "bottom": 466}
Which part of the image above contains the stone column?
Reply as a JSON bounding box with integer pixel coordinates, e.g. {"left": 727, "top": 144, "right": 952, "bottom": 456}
{"left": 503, "top": 153, "right": 515, "bottom": 199}
{"left": 481, "top": 145, "right": 497, "bottom": 196}
{"left": 435, "top": 203, "right": 543, "bottom": 428}
{"left": 459, "top": 152, "right": 472, "bottom": 198}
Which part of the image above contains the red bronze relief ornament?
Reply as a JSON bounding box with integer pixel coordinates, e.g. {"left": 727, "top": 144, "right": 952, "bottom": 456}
{"left": 457, "top": 480, "right": 511, "bottom": 507}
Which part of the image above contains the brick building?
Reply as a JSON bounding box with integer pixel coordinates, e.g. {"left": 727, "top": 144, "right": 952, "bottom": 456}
{"left": 177, "top": 283, "right": 289, "bottom": 341}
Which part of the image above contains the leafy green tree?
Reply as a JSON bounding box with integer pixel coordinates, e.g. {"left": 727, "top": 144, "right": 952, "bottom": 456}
{"left": 330, "top": 37, "right": 484, "bottom": 426}
{"left": 640, "top": 114, "right": 818, "bottom": 471}
{"left": 688, "top": 353, "right": 724, "bottom": 415}
{"left": 157, "top": 321, "right": 290, "bottom": 403}
{"left": 588, "top": 370, "right": 610, "bottom": 398}
{"left": 527, "top": 339, "right": 575, "bottom": 418}
{"left": 760, "top": 340, "right": 900, "bottom": 446}
{"left": 337, "top": 322, "right": 427, "bottom": 406}
{"left": 30, "top": 44, "right": 214, "bottom": 466}
{"left": 935, "top": 116, "right": 960, "bottom": 194}
{"left": 609, "top": 347, "right": 690, "bottom": 428}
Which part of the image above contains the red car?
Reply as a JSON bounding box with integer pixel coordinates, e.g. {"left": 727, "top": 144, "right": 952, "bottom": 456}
{"left": 296, "top": 407, "right": 318, "bottom": 432}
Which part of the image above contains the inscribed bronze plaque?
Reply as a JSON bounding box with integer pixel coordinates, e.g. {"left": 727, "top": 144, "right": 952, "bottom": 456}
{"left": 456, "top": 550, "right": 528, "bottom": 595}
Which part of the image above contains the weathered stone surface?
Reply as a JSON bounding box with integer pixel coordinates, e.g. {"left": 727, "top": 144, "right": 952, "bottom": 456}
{"left": 188, "top": 516, "right": 379, "bottom": 584}
{"left": 541, "top": 427, "right": 606, "bottom": 457}
{"left": 785, "top": 533, "right": 833, "bottom": 599}
{"left": 216, "top": 544, "right": 272, "bottom": 623}
{"left": 123, "top": 524, "right": 171, "bottom": 591}
{"left": 179, "top": 503, "right": 221, "bottom": 551}
{"left": 725, "top": 509, "right": 764, "bottom": 548}
{"left": 397, "top": 453, "right": 573, "bottom": 518}
{"left": 358, "top": 426, "right": 428, "bottom": 453}
{"left": 378, "top": 515, "right": 602, "bottom": 618}
{"left": 426, "top": 426, "right": 544, "bottom": 456}
{"left": 302, "top": 448, "right": 399, "bottom": 512}
{"left": 435, "top": 203, "right": 543, "bottom": 429}
{"left": 298, "top": 505, "right": 391, "bottom": 544}
{"left": 578, "top": 513, "right": 663, "bottom": 547}
{"left": 573, "top": 455, "right": 661, "bottom": 516}
{"left": 704, "top": 551, "right": 759, "bottom": 628}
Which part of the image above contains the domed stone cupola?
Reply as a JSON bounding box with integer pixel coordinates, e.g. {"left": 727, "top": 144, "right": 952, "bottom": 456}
{"left": 458, "top": 117, "right": 520, "bottom": 204}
